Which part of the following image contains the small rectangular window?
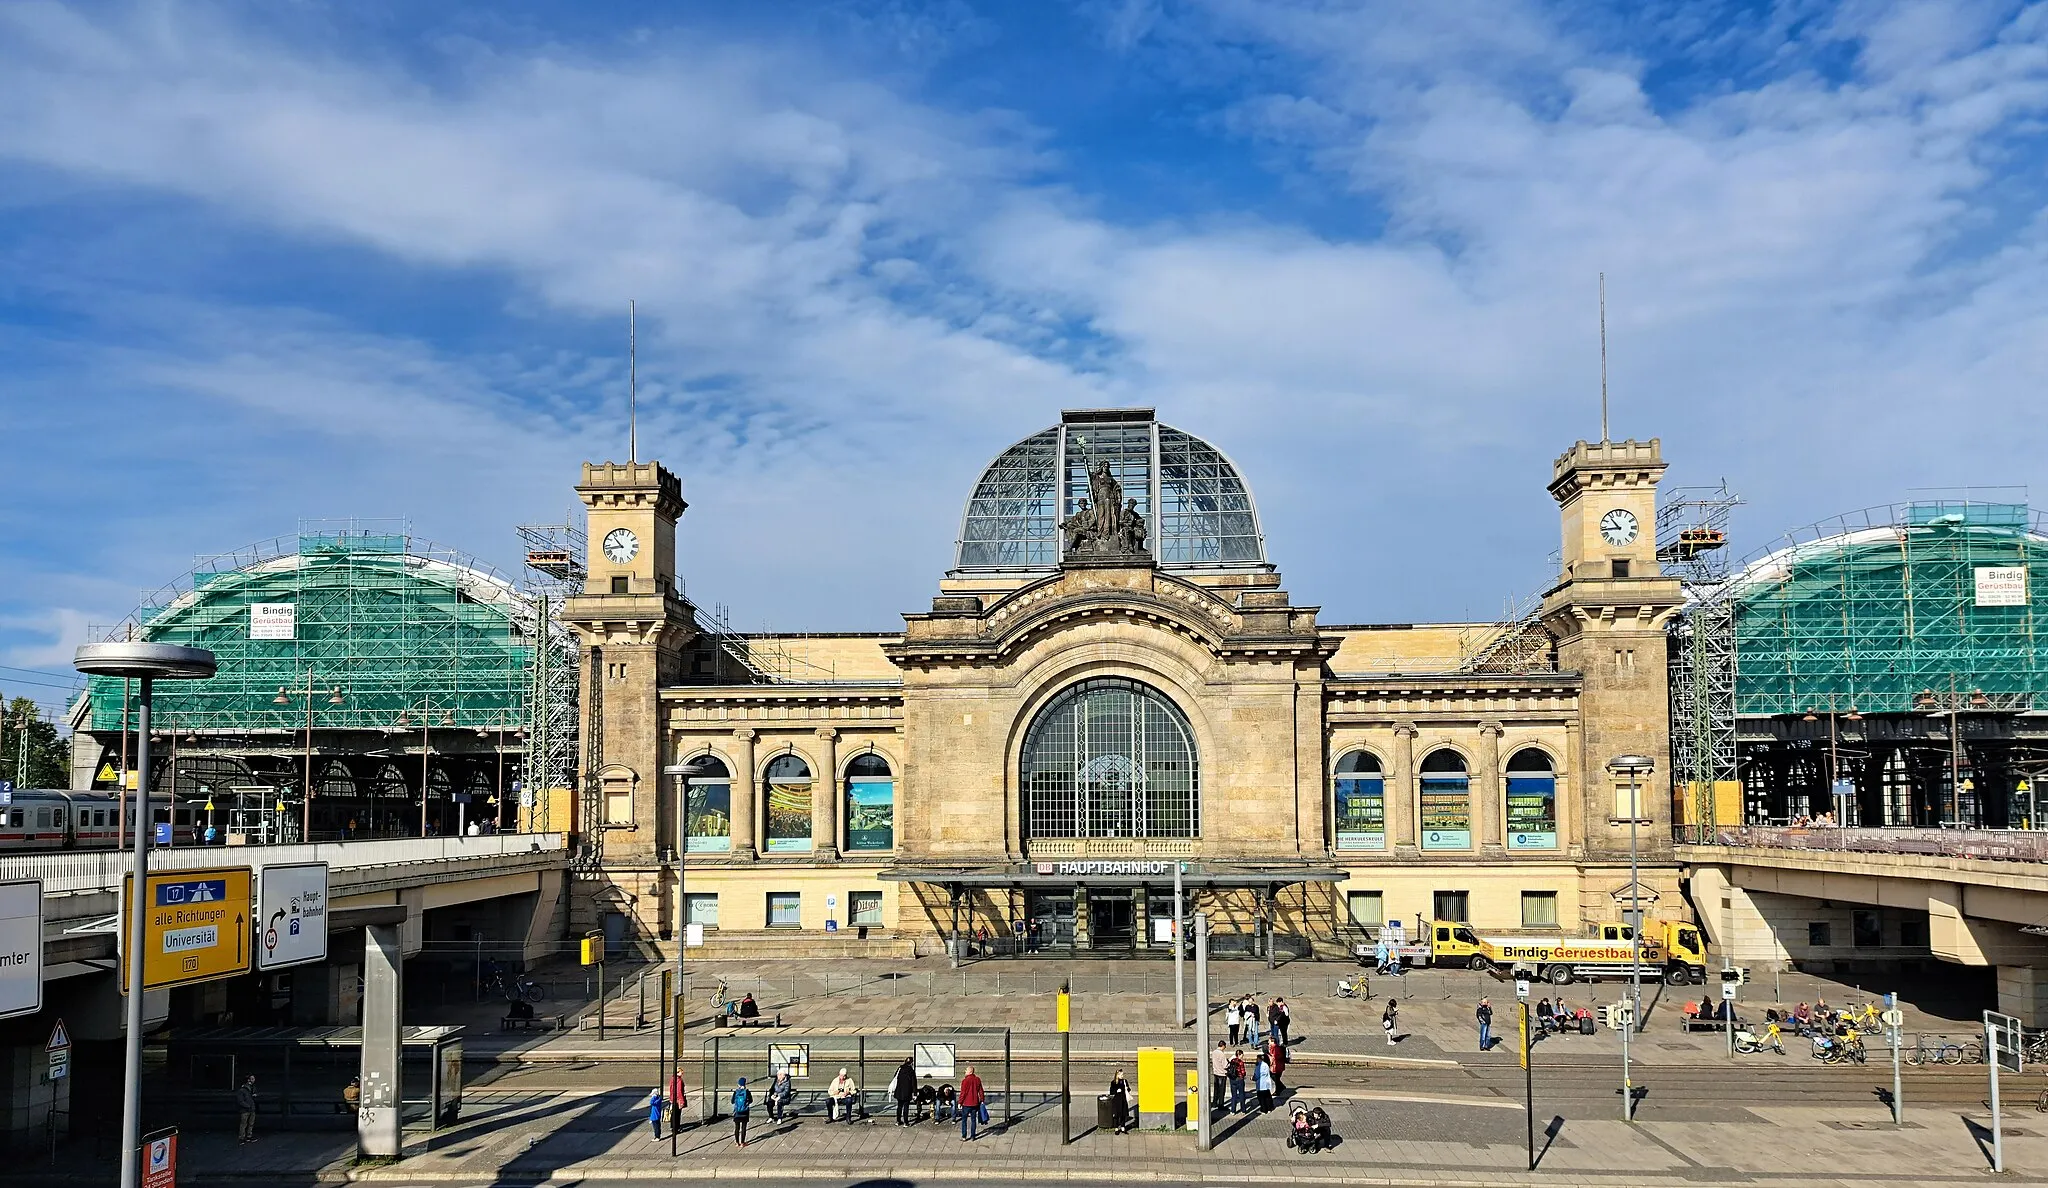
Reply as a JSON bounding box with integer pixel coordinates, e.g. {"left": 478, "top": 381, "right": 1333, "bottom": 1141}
{"left": 7, "top": 809, "right": 20, "bottom": 828}
{"left": 1432, "top": 891, "right": 1469, "bottom": 923}
{"left": 1852, "top": 910, "right": 1882, "bottom": 948}
{"left": 1807, "top": 922, "right": 1832, "bottom": 947}
{"left": 1521, "top": 891, "right": 1559, "bottom": 929}
{"left": 849, "top": 891, "right": 883, "bottom": 926}
{"left": 683, "top": 893, "right": 719, "bottom": 928}
{"left": 602, "top": 778, "right": 633, "bottom": 827}
{"left": 1347, "top": 891, "right": 1384, "bottom": 932}
{"left": 1613, "top": 782, "right": 1648, "bottom": 821}
{"left": 767, "top": 893, "right": 801, "bottom": 928}
{"left": 611, "top": 575, "right": 630, "bottom": 594}
{"left": 1611, "top": 558, "right": 1631, "bottom": 578}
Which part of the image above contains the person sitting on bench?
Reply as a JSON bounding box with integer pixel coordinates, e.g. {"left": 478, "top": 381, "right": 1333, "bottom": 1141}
{"left": 738, "top": 993, "right": 761, "bottom": 1019}
{"left": 508, "top": 999, "right": 536, "bottom": 1021}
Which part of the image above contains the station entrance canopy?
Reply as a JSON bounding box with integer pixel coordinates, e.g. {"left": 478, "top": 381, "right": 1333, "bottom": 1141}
{"left": 879, "top": 861, "right": 1347, "bottom": 889}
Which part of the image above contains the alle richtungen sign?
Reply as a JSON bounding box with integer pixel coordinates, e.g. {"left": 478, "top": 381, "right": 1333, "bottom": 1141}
{"left": 122, "top": 867, "right": 253, "bottom": 993}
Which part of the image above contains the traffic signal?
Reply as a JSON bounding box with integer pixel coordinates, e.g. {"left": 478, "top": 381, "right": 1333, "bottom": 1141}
{"left": 1719, "top": 967, "right": 1748, "bottom": 986}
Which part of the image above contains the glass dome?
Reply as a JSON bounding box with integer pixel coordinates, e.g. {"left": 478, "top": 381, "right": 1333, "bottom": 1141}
{"left": 953, "top": 409, "right": 1267, "bottom": 571}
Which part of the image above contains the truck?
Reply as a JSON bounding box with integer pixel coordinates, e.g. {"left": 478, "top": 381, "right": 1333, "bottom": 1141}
{"left": 1359, "top": 917, "right": 1708, "bottom": 986}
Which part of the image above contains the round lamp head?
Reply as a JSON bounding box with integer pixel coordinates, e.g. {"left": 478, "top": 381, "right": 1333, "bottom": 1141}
{"left": 1605, "top": 754, "right": 1655, "bottom": 775}
{"left": 73, "top": 641, "right": 217, "bottom": 681}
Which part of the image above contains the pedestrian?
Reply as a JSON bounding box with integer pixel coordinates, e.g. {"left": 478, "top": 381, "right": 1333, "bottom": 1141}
{"left": 1266, "top": 1035, "right": 1286, "bottom": 1092}
{"left": 1271, "top": 996, "right": 1291, "bottom": 1046}
{"left": 1208, "top": 1040, "right": 1231, "bottom": 1116}
{"left": 341, "top": 1076, "right": 360, "bottom": 1116}
{"left": 1477, "top": 997, "right": 1494, "bottom": 1052}
{"left": 1253, "top": 1052, "right": 1275, "bottom": 1113}
{"left": 959, "top": 1064, "right": 986, "bottom": 1141}
{"left": 465, "top": 820, "right": 480, "bottom": 837}
{"left": 1373, "top": 937, "right": 1391, "bottom": 974}
{"left": 1107, "top": 1068, "right": 1132, "bottom": 1134}
{"left": 1226, "top": 999, "right": 1243, "bottom": 1046}
{"left": 826, "top": 1067, "right": 856, "bottom": 1123}
{"left": 731, "top": 1077, "right": 753, "bottom": 1146}
{"left": 1245, "top": 996, "right": 1263, "bottom": 1046}
{"left": 1382, "top": 998, "right": 1399, "bottom": 1046}
{"left": 649, "top": 1088, "right": 665, "bottom": 1140}
{"left": 236, "top": 1075, "right": 258, "bottom": 1143}
{"left": 891, "top": 1057, "right": 915, "bottom": 1126}
{"left": 1228, "top": 1049, "right": 1247, "bottom": 1113}
{"left": 668, "top": 1069, "right": 688, "bottom": 1133}
{"left": 1536, "top": 997, "right": 1554, "bottom": 1035}
{"left": 768, "top": 1067, "right": 794, "bottom": 1122}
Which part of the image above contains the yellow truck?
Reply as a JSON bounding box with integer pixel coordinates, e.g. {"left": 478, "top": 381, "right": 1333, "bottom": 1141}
{"left": 1473, "top": 919, "right": 1709, "bottom": 986}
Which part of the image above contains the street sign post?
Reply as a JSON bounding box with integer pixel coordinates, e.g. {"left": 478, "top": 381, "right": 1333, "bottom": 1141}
{"left": 140, "top": 1126, "right": 176, "bottom": 1188}
{"left": 1884, "top": 995, "right": 1903, "bottom": 1125}
{"left": 120, "top": 867, "right": 252, "bottom": 993}
{"left": 1986, "top": 1009, "right": 2021, "bottom": 1172}
{"left": 255, "top": 863, "right": 327, "bottom": 971}
{"left": 0, "top": 880, "right": 42, "bottom": 1020}
{"left": 46, "top": 1019, "right": 69, "bottom": 1081}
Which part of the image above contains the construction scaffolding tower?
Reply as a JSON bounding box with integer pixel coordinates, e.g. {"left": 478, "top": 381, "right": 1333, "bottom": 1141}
{"left": 1661, "top": 485, "right": 1742, "bottom": 830}
{"left": 518, "top": 522, "right": 585, "bottom": 837}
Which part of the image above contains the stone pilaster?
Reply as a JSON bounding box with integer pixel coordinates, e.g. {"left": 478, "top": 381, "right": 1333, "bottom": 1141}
{"left": 1391, "top": 720, "right": 1417, "bottom": 853}
{"left": 729, "top": 728, "right": 758, "bottom": 861}
{"left": 1477, "top": 720, "right": 1504, "bottom": 854}
{"left": 813, "top": 727, "right": 840, "bottom": 860}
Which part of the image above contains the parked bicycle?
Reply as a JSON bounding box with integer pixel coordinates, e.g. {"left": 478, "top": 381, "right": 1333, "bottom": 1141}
{"left": 488, "top": 971, "right": 546, "bottom": 1003}
{"left": 1905, "top": 1034, "right": 1965, "bottom": 1066}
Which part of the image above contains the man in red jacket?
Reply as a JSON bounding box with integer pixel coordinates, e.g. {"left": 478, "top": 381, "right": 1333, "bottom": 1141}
{"left": 957, "top": 1065, "right": 986, "bottom": 1141}
{"left": 1266, "top": 1035, "right": 1287, "bottom": 1092}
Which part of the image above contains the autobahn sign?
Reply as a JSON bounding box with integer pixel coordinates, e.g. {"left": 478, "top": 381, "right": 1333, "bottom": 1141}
{"left": 121, "top": 867, "right": 253, "bottom": 993}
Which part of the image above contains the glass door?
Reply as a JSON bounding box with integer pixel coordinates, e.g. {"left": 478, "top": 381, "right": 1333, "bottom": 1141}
{"left": 1090, "top": 890, "right": 1135, "bottom": 950}
{"left": 1026, "top": 892, "right": 1075, "bottom": 952}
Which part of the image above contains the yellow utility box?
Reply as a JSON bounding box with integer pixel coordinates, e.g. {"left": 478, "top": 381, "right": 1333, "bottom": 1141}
{"left": 1136, "top": 1046, "right": 1175, "bottom": 1130}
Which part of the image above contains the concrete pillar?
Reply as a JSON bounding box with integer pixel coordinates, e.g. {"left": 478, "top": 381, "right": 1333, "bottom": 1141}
{"left": 1477, "top": 720, "right": 1504, "bottom": 853}
{"left": 1998, "top": 967, "right": 2048, "bottom": 1029}
{"left": 1390, "top": 721, "right": 1417, "bottom": 853}
{"left": 358, "top": 922, "right": 405, "bottom": 1158}
{"left": 813, "top": 727, "right": 840, "bottom": 860}
{"left": 728, "top": 728, "right": 757, "bottom": 861}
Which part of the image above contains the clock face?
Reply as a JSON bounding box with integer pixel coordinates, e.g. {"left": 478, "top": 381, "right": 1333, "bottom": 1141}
{"left": 602, "top": 528, "right": 639, "bottom": 565}
{"left": 1600, "top": 508, "right": 1640, "bottom": 547}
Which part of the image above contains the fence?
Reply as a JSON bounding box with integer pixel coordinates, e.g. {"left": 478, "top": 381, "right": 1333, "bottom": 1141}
{"left": 1677, "top": 825, "right": 2048, "bottom": 863}
{"left": 0, "top": 832, "right": 566, "bottom": 894}
{"left": 693, "top": 1029, "right": 1017, "bottom": 1124}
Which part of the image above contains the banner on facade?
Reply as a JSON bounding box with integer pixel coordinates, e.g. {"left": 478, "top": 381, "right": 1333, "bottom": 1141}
{"left": 249, "top": 603, "right": 296, "bottom": 640}
{"left": 1975, "top": 567, "right": 2028, "bottom": 607}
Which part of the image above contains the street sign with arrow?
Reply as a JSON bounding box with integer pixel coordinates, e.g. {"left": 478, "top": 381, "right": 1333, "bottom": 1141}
{"left": 121, "top": 867, "right": 253, "bottom": 993}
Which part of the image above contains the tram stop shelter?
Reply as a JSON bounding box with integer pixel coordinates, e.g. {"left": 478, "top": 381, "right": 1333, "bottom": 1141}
{"left": 154, "top": 1024, "right": 464, "bottom": 1133}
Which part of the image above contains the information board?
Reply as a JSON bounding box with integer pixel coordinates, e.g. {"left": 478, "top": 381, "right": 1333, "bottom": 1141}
{"left": 769, "top": 1043, "right": 810, "bottom": 1079}
{"left": 0, "top": 880, "right": 42, "bottom": 1019}
{"left": 914, "top": 1042, "right": 955, "bottom": 1080}
{"left": 255, "top": 863, "right": 328, "bottom": 971}
{"left": 122, "top": 867, "right": 252, "bottom": 993}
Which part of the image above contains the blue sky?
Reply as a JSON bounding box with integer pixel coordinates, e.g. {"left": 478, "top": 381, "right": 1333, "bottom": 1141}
{"left": 4, "top": 0, "right": 2048, "bottom": 715}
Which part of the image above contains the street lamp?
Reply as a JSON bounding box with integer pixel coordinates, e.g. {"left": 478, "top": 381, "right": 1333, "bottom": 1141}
{"left": 275, "top": 675, "right": 344, "bottom": 842}
{"left": 1607, "top": 753, "right": 1655, "bottom": 1123}
{"left": 74, "top": 641, "right": 216, "bottom": 1188}
{"left": 397, "top": 701, "right": 456, "bottom": 837}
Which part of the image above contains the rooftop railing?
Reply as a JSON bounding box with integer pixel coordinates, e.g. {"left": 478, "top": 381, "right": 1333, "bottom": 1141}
{"left": 0, "top": 832, "right": 567, "bottom": 896}
{"left": 1677, "top": 824, "right": 2048, "bottom": 863}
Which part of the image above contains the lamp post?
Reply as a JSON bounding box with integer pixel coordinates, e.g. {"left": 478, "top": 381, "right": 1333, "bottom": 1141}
{"left": 1607, "top": 753, "right": 1654, "bottom": 1123}
{"left": 1802, "top": 696, "right": 1863, "bottom": 825}
{"left": 74, "top": 641, "right": 216, "bottom": 1188}
{"left": 275, "top": 673, "right": 344, "bottom": 842}
{"left": 397, "top": 701, "right": 455, "bottom": 837}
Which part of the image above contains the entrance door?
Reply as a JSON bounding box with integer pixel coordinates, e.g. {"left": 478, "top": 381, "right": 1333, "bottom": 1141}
{"left": 1144, "top": 891, "right": 1178, "bottom": 950}
{"left": 1091, "top": 891, "right": 1135, "bottom": 950}
{"left": 1026, "top": 892, "right": 1075, "bottom": 952}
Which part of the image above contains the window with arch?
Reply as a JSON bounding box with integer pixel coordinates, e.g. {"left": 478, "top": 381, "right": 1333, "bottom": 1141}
{"left": 680, "top": 755, "right": 732, "bottom": 852}
{"left": 845, "top": 752, "right": 895, "bottom": 851}
{"left": 1021, "top": 677, "right": 1199, "bottom": 840}
{"left": 1333, "top": 750, "right": 1386, "bottom": 851}
{"left": 1418, "top": 748, "right": 1472, "bottom": 851}
{"left": 1505, "top": 748, "right": 1559, "bottom": 850}
{"left": 764, "top": 753, "right": 813, "bottom": 853}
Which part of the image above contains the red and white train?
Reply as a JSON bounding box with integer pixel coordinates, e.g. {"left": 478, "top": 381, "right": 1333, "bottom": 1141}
{"left": 0, "top": 789, "right": 201, "bottom": 852}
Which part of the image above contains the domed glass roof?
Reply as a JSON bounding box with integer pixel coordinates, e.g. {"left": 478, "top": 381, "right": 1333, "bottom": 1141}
{"left": 954, "top": 409, "right": 1267, "bottom": 571}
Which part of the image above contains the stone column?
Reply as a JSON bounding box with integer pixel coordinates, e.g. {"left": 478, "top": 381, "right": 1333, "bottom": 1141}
{"left": 813, "top": 727, "right": 840, "bottom": 860}
{"left": 1477, "top": 720, "right": 1504, "bottom": 854}
{"left": 1391, "top": 721, "right": 1417, "bottom": 852}
{"left": 729, "top": 728, "right": 758, "bottom": 861}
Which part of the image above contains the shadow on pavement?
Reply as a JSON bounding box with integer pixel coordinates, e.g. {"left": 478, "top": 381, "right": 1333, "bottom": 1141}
{"left": 1535, "top": 1114, "right": 1565, "bottom": 1169}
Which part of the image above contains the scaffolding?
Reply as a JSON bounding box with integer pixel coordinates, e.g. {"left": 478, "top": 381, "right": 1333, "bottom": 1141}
{"left": 517, "top": 522, "right": 585, "bottom": 835}
{"left": 1457, "top": 591, "right": 1556, "bottom": 674}
{"left": 1661, "top": 485, "right": 1743, "bottom": 829}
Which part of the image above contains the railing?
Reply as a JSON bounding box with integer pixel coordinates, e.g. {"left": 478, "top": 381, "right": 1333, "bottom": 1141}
{"left": 0, "top": 833, "right": 567, "bottom": 895}
{"left": 1024, "top": 838, "right": 1198, "bottom": 858}
{"left": 1677, "top": 825, "right": 2048, "bottom": 863}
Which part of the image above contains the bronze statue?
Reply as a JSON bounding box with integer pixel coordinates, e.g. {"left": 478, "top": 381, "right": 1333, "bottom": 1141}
{"left": 1061, "top": 459, "right": 1148, "bottom": 560}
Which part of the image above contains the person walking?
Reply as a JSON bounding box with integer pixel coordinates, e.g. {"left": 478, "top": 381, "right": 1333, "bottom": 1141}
{"left": 1266, "top": 1034, "right": 1286, "bottom": 1093}
{"left": 958, "top": 1065, "right": 986, "bottom": 1141}
{"left": 1382, "top": 997, "right": 1399, "bottom": 1046}
{"left": 1107, "top": 1069, "right": 1132, "bottom": 1134}
{"left": 648, "top": 1088, "right": 666, "bottom": 1140}
{"left": 1253, "top": 1052, "right": 1275, "bottom": 1112}
{"left": 731, "top": 1078, "right": 753, "bottom": 1146}
{"left": 236, "top": 1075, "right": 259, "bottom": 1144}
{"left": 1477, "top": 997, "right": 1494, "bottom": 1052}
{"left": 826, "top": 1067, "right": 856, "bottom": 1123}
{"left": 1225, "top": 999, "right": 1243, "bottom": 1046}
{"left": 1208, "top": 1040, "right": 1231, "bottom": 1117}
{"left": 1271, "top": 996, "right": 1291, "bottom": 1046}
{"left": 767, "top": 1068, "right": 794, "bottom": 1122}
{"left": 891, "top": 1057, "right": 916, "bottom": 1126}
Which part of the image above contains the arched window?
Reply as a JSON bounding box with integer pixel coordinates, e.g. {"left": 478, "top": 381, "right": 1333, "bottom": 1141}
{"left": 1419, "top": 748, "right": 1471, "bottom": 851}
{"left": 681, "top": 755, "right": 731, "bottom": 852}
{"left": 1021, "top": 678, "right": 1199, "bottom": 840}
{"left": 1505, "top": 748, "right": 1558, "bottom": 850}
{"left": 764, "top": 753, "right": 813, "bottom": 853}
{"left": 845, "top": 752, "right": 894, "bottom": 851}
{"left": 1333, "top": 750, "right": 1385, "bottom": 851}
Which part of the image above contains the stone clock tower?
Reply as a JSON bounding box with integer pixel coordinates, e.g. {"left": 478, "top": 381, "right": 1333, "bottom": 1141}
{"left": 560, "top": 461, "right": 694, "bottom": 865}
{"left": 1539, "top": 439, "right": 1684, "bottom": 879}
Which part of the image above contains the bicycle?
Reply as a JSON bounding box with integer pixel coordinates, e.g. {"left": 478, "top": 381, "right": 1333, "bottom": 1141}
{"left": 1905, "top": 1034, "right": 1964, "bottom": 1066}
{"left": 487, "top": 971, "right": 547, "bottom": 1003}
{"left": 709, "top": 978, "right": 737, "bottom": 1017}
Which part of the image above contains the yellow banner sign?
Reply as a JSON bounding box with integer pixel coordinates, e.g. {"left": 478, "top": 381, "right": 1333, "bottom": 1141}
{"left": 122, "top": 867, "right": 253, "bottom": 993}
{"left": 1056, "top": 991, "right": 1070, "bottom": 1033}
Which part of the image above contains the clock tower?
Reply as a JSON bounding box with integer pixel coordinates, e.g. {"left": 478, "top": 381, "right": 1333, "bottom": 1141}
{"left": 560, "top": 460, "right": 694, "bottom": 863}
{"left": 1539, "top": 439, "right": 1684, "bottom": 869}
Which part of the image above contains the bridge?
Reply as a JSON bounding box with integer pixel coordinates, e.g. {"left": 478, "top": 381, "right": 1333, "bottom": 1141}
{"left": 1680, "top": 826, "right": 2048, "bottom": 1024}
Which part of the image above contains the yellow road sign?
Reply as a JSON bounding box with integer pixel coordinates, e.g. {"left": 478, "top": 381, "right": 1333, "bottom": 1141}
{"left": 122, "top": 867, "right": 253, "bottom": 993}
{"left": 1056, "top": 990, "right": 1071, "bottom": 1033}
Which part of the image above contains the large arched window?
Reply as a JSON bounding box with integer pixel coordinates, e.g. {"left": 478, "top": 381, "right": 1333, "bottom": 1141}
{"left": 681, "top": 755, "right": 731, "bottom": 852}
{"left": 764, "top": 753, "right": 813, "bottom": 853}
{"left": 1333, "top": 750, "right": 1385, "bottom": 851}
{"left": 845, "top": 752, "right": 894, "bottom": 851}
{"left": 1419, "top": 748, "right": 1471, "bottom": 851}
{"left": 1505, "top": 748, "right": 1558, "bottom": 850}
{"left": 1022, "top": 678, "right": 1199, "bottom": 840}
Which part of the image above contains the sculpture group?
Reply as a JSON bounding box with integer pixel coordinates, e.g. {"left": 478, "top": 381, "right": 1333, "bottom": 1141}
{"left": 1060, "top": 459, "right": 1149, "bottom": 558}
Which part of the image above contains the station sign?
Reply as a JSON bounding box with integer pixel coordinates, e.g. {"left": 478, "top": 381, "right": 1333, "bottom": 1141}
{"left": 122, "top": 867, "right": 253, "bottom": 993}
{"left": 0, "top": 880, "right": 42, "bottom": 1019}
{"left": 255, "top": 863, "right": 328, "bottom": 971}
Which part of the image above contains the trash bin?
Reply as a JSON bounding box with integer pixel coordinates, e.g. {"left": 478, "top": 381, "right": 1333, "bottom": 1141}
{"left": 1096, "top": 1094, "right": 1117, "bottom": 1130}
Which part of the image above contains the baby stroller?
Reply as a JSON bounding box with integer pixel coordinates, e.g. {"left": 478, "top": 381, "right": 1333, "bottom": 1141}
{"left": 1285, "top": 1102, "right": 1334, "bottom": 1154}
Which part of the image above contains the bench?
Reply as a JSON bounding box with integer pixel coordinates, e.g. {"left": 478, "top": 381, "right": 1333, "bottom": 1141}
{"left": 1681, "top": 1012, "right": 1743, "bottom": 1032}
{"left": 501, "top": 1014, "right": 559, "bottom": 1033}
{"left": 714, "top": 1013, "right": 784, "bottom": 1029}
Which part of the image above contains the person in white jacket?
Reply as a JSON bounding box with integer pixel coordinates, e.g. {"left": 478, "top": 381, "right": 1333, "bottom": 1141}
{"left": 826, "top": 1067, "right": 858, "bottom": 1124}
